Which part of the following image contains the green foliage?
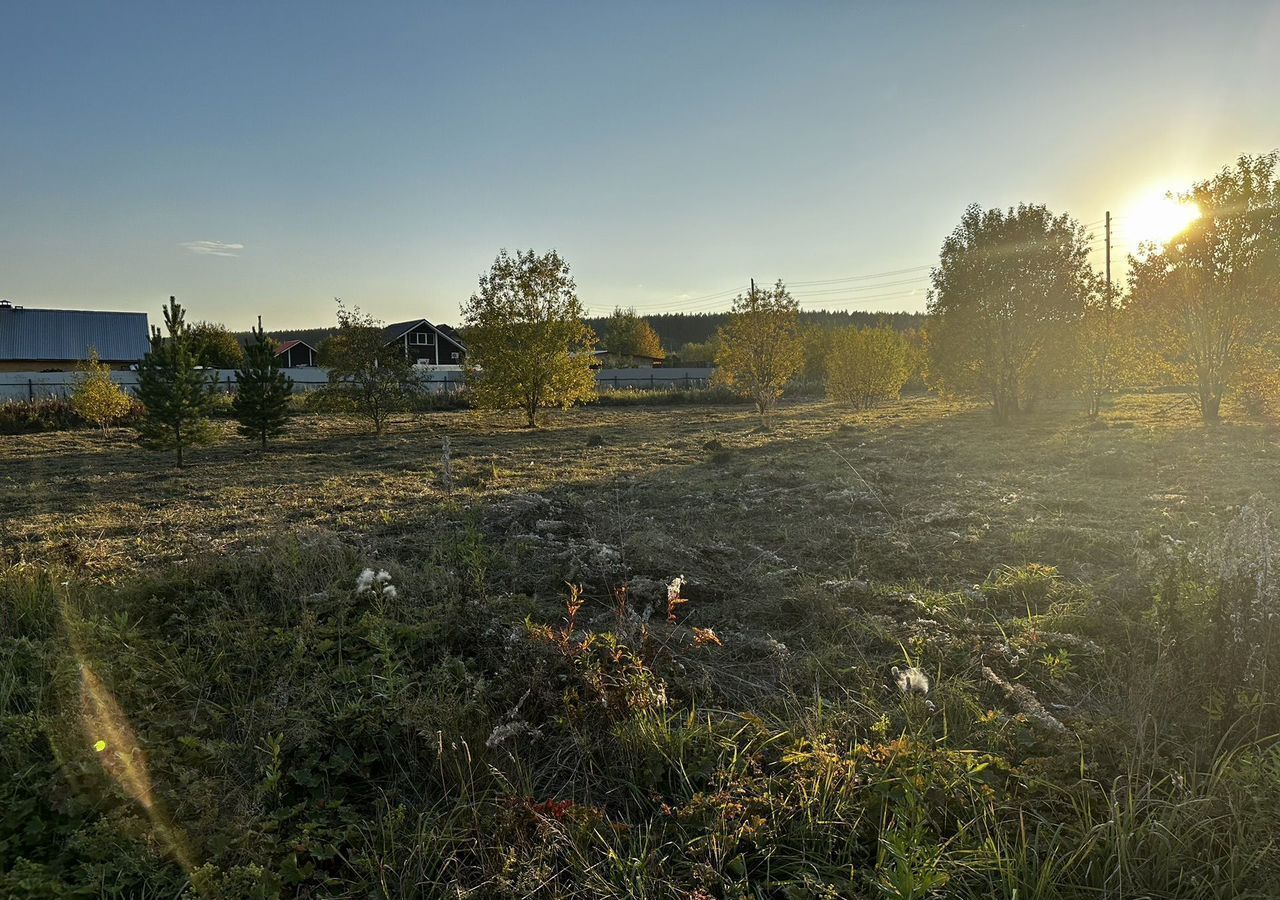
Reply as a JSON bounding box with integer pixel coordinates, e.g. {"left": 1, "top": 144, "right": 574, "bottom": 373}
{"left": 585, "top": 310, "right": 928, "bottom": 352}
{"left": 461, "top": 249, "right": 598, "bottom": 427}
{"left": 1126, "top": 152, "right": 1280, "bottom": 424}
{"left": 188, "top": 321, "right": 247, "bottom": 369}
{"left": 1077, "top": 290, "right": 1133, "bottom": 417}
{"left": 318, "top": 301, "right": 420, "bottom": 435}
{"left": 135, "top": 297, "right": 218, "bottom": 467}
{"left": 600, "top": 307, "right": 664, "bottom": 365}
{"left": 70, "top": 347, "right": 134, "bottom": 431}
{"left": 232, "top": 327, "right": 293, "bottom": 449}
{"left": 826, "top": 326, "right": 915, "bottom": 409}
{"left": 713, "top": 280, "right": 804, "bottom": 426}
{"left": 666, "top": 337, "right": 719, "bottom": 367}
{"left": 927, "top": 204, "right": 1094, "bottom": 422}
{"left": 7, "top": 396, "right": 1280, "bottom": 896}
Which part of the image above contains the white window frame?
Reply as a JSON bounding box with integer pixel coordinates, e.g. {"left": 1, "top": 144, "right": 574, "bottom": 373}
{"left": 411, "top": 330, "right": 434, "bottom": 346}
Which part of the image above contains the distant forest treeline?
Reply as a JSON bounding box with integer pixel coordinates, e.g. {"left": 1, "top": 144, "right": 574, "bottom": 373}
{"left": 243, "top": 309, "right": 925, "bottom": 353}
{"left": 586, "top": 309, "right": 926, "bottom": 350}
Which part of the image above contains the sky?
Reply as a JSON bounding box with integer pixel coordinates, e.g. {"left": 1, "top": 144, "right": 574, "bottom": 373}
{"left": 2, "top": 1, "right": 1278, "bottom": 329}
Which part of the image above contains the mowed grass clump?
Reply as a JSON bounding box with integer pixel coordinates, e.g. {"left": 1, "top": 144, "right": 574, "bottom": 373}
{"left": 4, "top": 395, "right": 1280, "bottom": 896}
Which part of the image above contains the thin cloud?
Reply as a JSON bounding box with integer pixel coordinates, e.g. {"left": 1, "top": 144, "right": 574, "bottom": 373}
{"left": 180, "top": 240, "right": 244, "bottom": 257}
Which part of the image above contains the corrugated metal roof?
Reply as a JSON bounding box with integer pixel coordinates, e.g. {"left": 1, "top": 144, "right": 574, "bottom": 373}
{"left": 0, "top": 306, "right": 151, "bottom": 362}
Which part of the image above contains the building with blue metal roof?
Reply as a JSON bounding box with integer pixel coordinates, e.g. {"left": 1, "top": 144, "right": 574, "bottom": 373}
{"left": 0, "top": 301, "right": 151, "bottom": 371}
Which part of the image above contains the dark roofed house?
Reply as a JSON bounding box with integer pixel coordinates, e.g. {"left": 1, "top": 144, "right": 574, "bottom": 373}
{"left": 273, "top": 339, "right": 317, "bottom": 368}
{"left": 382, "top": 319, "right": 467, "bottom": 365}
{"left": 0, "top": 301, "right": 151, "bottom": 372}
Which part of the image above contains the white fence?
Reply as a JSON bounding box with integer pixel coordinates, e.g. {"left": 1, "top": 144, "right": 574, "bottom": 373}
{"left": 0, "top": 366, "right": 716, "bottom": 402}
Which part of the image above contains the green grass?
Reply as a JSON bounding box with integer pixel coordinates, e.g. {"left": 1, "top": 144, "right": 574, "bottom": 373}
{"left": 3, "top": 395, "right": 1280, "bottom": 897}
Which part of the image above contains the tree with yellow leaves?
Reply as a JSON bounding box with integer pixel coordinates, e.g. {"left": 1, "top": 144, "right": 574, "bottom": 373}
{"left": 713, "top": 280, "right": 804, "bottom": 427}
{"left": 1127, "top": 153, "right": 1280, "bottom": 424}
{"left": 70, "top": 347, "right": 133, "bottom": 430}
{"left": 462, "top": 249, "right": 598, "bottom": 427}
{"left": 826, "top": 326, "right": 915, "bottom": 409}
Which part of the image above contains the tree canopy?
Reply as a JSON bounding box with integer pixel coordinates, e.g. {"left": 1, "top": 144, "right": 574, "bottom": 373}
{"left": 319, "top": 302, "right": 419, "bottom": 435}
{"left": 189, "top": 322, "right": 247, "bottom": 369}
{"left": 600, "top": 307, "right": 664, "bottom": 364}
{"left": 826, "top": 326, "right": 916, "bottom": 410}
{"left": 926, "top": 203, "right": 1094, "bottom": 421}
{"left": 233, "top": 326, "right": 293, "bottom": 448}
{"left": 461, "top": 249, "right": 597, "bottom": 427}
{"left": 713, "top": 280, "right": 804, "bottom": 426}
{"left": 136, "top": 297, "right": 218, "bottom": 467}
{"left": 1126, "top": 152, "right": 1280, "bottom": 423}
{"left": 70, "top": 347, "right": 133, "bottom": 430}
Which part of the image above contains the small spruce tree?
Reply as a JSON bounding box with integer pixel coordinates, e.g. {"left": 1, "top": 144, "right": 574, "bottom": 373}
{"left": 70, "top": 346, "right": 133, "bottom": 430}
{"left": 232, "top": 325, "right": 293, "bottom": 449}
{"left": 136, "top": 296, "right": 217, "bottom": 467}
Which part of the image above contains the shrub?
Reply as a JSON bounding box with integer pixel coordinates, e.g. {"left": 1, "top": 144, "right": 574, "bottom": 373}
{"left": 70, "top": 348, "right": 133, "bottom": 430}
{"left": 825, "top": 326, "right": 915, "bottom": 409}
{"left": 590, "top": 385, "right": 746, "bottom": 407}
{"left": 0, "top": 398, "right": 80, "bottom": 434}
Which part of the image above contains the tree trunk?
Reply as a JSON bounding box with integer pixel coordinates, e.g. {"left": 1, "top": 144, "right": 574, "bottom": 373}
{"left": 1201, "top": 389, "right": 1222, "bottom": 425}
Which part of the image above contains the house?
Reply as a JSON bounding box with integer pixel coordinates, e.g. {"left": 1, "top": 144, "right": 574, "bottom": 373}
{"left": 0, "top": 301, "right": 151, "bottom": 372}
{"left": 273, "top": 339, "right": 317, "bottom": 368}
{"left": 381, "top": 319, "right": 467, "bottom": 365}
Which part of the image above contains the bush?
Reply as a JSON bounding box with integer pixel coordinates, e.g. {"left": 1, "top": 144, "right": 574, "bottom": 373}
{"left": 826, "top": 326, "right": 915, "bottom": 409}
{"left": 0, "top": 397, "right": 143, "bottom": 435}
{"left": 70, "top": 349, "right": 134, "bottom": 429}
{"left": 590, "top": 385, "right": 746, "bottom": 407}
{"left": 0, "top": 398, "right": 79, "bottom": 434}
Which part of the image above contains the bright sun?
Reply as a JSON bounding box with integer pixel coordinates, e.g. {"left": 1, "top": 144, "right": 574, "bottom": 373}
{"left": 1125, "top": 190, "right": 1200, "bottom": 246}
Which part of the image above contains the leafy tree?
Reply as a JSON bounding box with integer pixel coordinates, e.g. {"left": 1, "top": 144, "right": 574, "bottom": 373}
{"left": 713, "top": 280, "right": 804, "bottom": 427}
{"left": 668, "top": 338, "right": 719, "bottom": 366}
{"left": 1077, "top": 288, "right": 1134, "bottom": 418}
{"left": 799, "top": 324, "right": 837, "bottom": 391}
{"left": 189, "top": 321, "right": 246, "bottom": 369}
{"left": 461, "top": 249, "right": 597, "bottom": 427}
{"left": 1127, "top": 153, "right": 1280, "bottom": 424}
{"left": 826, "top": 326, "right": 915, "bottom": 409}
{"left": 319, "top": 301, "right": 419, "bottom": 435}
{"left": 601, "top": 307, "right": 664, "bottom": 365}
{"left": 136, "top": 296, "right": 218, "bottom": 467}
{"left": 70, "top": 347, "right": 133, "bottom": 430}
{"left": 232, "top": 326, "right": 293, "bottom": 448}
{"left": 926, "top": 203, "right": 1093, "bottom": 422}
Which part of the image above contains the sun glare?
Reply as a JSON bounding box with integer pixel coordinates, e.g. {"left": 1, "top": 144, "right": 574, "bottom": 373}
{"left": 1126, "top": 190, "right": 1200, "bottom": 246}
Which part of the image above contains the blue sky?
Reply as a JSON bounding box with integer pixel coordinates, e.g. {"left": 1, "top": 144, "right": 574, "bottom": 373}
{"left": 2, "top": 1, "right": 1277, "bottom": 329}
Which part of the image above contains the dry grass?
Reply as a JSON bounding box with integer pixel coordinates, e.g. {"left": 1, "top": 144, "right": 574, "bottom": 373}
{"left": 6, "top": 394, "right": 1280, "bottom": 897}
{"left": 4, "top": 394, "right": 1276, "bottom": 588}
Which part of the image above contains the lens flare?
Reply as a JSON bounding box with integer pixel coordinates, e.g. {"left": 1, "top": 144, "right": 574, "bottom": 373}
{"left": 77, "top": 663, "right": 196, "bottom": 872}
{"left": 1127, "top": 191, "right": 1200, "bottom": 246}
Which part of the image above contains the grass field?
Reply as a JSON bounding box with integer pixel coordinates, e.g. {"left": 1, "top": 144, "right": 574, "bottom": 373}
{"left": 4, "top": 395, "right": 1280, "bottom": 897}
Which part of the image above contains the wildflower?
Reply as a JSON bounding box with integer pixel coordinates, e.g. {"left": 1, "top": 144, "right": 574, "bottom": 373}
{"left": 355, "top": 568, "right": 376, "bottom": 592}
{"left": 666, "top": 578, "right": 688, "bottom": 623}
{"left": 381, "top": 585, "right": 398, "bottom": 599}
{"left": 891, "top": 665, "right": 930, "bottom": 695}
{"left": 375, "top": 570, "right": 392, "bottom": 584}
{"left": 485, "top": 720, "right": 540, "bottom": 750}
{"left": 692, "top": 626, "right": 722, "bottom": 648}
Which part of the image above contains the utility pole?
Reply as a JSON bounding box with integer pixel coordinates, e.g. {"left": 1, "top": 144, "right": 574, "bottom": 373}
{"left": 1104, "top": 211, "right": 1112, "bottom": 303}
{"left": 750, "top": 277, "right": 756, "bottom": 298}
{"left": 1093, "top": 210, "right": 1114, "bottom": 419}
